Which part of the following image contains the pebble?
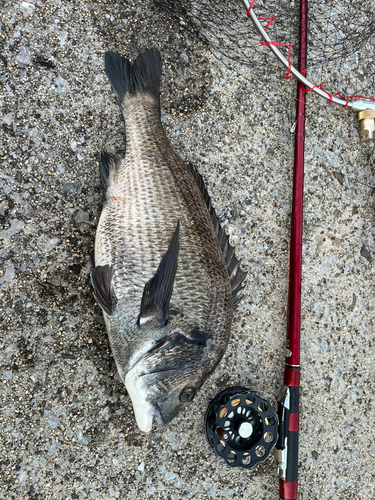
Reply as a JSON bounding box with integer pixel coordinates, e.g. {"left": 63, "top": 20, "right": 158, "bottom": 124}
{"left": 102, "top": 407, "right": 110, "bottom": 421}
{"left": 50, "top": 275, "right": 61, "bottom": 286}
{"left": 16, "top": 46, "right": 31, "bottom": 67}
{"left": 56, "top": 76, "right": 69, "bottom": 90}
{"left": 47, "top": 415, "right": 59, "bottom": 429}
{"left": 1, "top": 263, "right": 15, "bottom": 284}
{"left": 60, "top": 32, "right": 68, "bottom": 46}
{"left": 1, "top": 114, "right": 14, "bottom": 125}
{"left": 138, "top": 461, "right": 145, "bottom": 472}
{"left": 1, "top": 220, "right": 25, "bottom": 239}
{"left": 63, "top": 182, "right": 76, "bottom": 192}
{"left": 3, "top": 371, "right": 12, "bottom": 381}
{"left": 3, "top": 184, "right": 12, "bottom": 195}
{"left": 165, "top": 472, "right": 176, "bottom": 481}
{"left": 45, "top": 237, "right": 60, "bottom": 250}
{"left": 360, "top": 244, "right": 372, "bottom": 262}
{"left": 18, "top": 472, "right": 28, "bottom": 483}
{"left": 74, "top": 209, "right": 89, "bottom": 222}
{"left": 47, "top": 442, "right": 61, "bottom": 456}
{"left": 20, "top": 2, "right": 35, "bottom": 17}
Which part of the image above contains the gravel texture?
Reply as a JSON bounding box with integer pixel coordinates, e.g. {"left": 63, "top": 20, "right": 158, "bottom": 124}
{"left": 1, "top": 1, "right": 374, "bottom": 499}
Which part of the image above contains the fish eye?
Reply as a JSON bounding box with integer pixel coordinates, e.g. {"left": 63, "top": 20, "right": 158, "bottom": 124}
{"left": 179, "top": 387, "right": 196, "bottom": 403}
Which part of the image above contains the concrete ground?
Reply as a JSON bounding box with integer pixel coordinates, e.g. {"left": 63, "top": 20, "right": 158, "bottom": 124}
{"left": 1, "top": 1, "right": 374, "bottom": 499}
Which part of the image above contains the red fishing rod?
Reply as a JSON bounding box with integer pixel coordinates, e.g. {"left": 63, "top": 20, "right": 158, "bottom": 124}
{"left": 234, "top": 0, "right": 309, "bottom": 495}
{"left": 274, "top": 1, "right": 307, "bottom": 498}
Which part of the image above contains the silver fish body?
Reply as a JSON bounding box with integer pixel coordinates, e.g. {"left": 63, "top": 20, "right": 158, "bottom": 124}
{"left": 92, "top": 48, "right": 246, "bottom": 432}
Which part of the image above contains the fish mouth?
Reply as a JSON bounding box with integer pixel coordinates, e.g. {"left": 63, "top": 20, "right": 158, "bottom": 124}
{"left": 124, "top": 371, "right": 171, "bottom": 433}
{"left": 125, "top": 360, "right": 185, "bottom": 433}
{"left": 151, "top": 406, "right": 166, "bottom": 430}
{"left": 131, "top": 403, "right": 168, "bottom": 433}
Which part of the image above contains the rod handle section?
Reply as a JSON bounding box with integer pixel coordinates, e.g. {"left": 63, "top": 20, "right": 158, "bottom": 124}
{"left": 279, "top": 479, "right": 298, "bottom": 500}
{"left": 275, "top": 385, "right": 299, "bottom": 499}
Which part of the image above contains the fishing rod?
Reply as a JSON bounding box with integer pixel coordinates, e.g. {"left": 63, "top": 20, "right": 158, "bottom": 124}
{"left": 273, "top": 0, "right": 307, "bottom": 496}
{"left": 205, "top": 1, "right": 308, "bottom": 498}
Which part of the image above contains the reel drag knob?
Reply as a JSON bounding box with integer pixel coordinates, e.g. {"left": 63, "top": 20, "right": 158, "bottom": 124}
{"left": 205, "top": 387, "right": 278, "bottom": 469}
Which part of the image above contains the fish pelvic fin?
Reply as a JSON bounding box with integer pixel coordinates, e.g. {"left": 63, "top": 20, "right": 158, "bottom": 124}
{"left": 139, "top": 221, "right": 180, "bottom": 328}
{"left": 104, "top": 48, "right": 162, "bottom": 106}
{"left": 91, "top": 264, "right": 117, "bottom": 315}
{"left": 186, "top": 162, "right": 247, "bottom": 309}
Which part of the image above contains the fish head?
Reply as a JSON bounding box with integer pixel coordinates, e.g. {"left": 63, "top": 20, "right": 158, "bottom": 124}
{"left": 125, "top": 324, "right": 211, "bottom": 432}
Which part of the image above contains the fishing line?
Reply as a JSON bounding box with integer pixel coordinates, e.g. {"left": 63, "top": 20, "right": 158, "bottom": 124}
{"left": 298, "top": 442, "right": 314, "bottom": 479}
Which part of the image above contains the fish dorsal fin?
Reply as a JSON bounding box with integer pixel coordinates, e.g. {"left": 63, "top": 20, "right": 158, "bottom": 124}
{"left": 91, "top": 264, "right": 117, "bottom": 315}
{"left": 139, "top": 221, "right": 180, "bottom": 328}
{"left": 186, "top": 162, "right": 247, "bottom": 309}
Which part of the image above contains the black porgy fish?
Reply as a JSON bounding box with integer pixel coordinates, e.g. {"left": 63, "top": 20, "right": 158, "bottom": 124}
{"left": 92, "top": 48, "right": 246, "bottom": 432}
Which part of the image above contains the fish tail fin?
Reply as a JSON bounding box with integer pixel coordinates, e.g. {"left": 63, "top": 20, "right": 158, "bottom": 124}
{"left": 105, "top": 48, "right": 162, "bottom": 106}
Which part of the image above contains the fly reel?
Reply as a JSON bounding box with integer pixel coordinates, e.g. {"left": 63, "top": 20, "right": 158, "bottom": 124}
{"left": 205, "top": 387, "right": 278, "bottom": 469}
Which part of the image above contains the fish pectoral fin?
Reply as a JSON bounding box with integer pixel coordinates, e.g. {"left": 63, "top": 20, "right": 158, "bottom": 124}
{"left": 100, "top": 152, "right": 122, "bottom": 194}
{"left": 139, "top": 221, "right": 180, "bottom": 328}
{"left": 91, "top": 264, "right": 116, "bottom": 315}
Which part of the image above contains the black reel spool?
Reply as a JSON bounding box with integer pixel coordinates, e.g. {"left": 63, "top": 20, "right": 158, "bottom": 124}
{"left": 205, "top": 387, "right": 278, "bottom": 469}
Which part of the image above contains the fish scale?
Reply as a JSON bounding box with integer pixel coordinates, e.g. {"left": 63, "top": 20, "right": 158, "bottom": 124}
{"left": 98, "top": 102, "right": 224, "bottom": 320}
{"left": 92, "top": 48, "right": 246, "bottom": 432}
